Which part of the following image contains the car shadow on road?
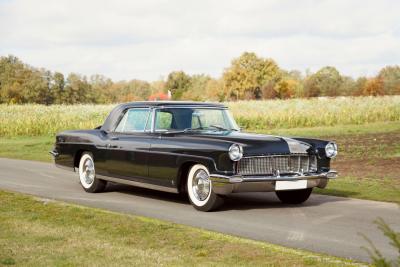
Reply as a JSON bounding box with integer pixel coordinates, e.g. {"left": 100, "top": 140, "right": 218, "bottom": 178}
{"left": 219, "top": 192, "right": 349, "bottom": 211}
{"left": 103, "top": 182, "right": 350, "bottom": 211}
{"left": 104, "top": 182, "right": 188, "bottom": 204}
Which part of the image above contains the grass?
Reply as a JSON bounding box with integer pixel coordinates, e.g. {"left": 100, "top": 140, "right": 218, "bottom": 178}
{"left": 0, "top": 135, "right": 53, "bottom": 162}
{"left": 0, "top": 121, "right": 399, "bottom": 203}
{"left": 229, "top": 96, "right": 400, "bottom": 130}
{"left": 0, "top": 97, "right": 398, "bottom": 203}
{"left": 1, "top": 96, "right": 399, "bottom": 137}
{"left": 315, "top": 176, "right": 400, "bottom": 203}
{"left": 0, "top": 190, "right": 362, "bottom": 267}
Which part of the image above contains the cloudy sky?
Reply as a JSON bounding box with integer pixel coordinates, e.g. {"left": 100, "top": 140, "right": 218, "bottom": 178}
{"left": 0, "top": 0, "right": 399, "bottom": 81}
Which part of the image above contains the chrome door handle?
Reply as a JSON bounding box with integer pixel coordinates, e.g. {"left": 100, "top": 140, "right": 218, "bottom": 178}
{"left": 107, "top": 144, "right": 119, "bottom": 149}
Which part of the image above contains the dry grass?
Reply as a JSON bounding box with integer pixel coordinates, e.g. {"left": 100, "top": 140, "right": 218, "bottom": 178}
{"left": 228, "top": 96, "right": 400, "bottom": 129}
{"left": 0, "top": 96, "right": 399, "bottom": 136}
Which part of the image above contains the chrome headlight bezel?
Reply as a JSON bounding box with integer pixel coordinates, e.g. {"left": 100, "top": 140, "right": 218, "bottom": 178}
{"left": 229, "top": 144, "right": 243, "bottom": 161}
{"left": 325, "top": 142, "right": 338, "bottom": 158}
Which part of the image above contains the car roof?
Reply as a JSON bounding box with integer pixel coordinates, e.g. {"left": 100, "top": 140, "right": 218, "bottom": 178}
{"left": 100, "top": 101, "right": 227, "bottom": 132}
{"left": 118, "top": 101, "right": 226, "bottom": 109}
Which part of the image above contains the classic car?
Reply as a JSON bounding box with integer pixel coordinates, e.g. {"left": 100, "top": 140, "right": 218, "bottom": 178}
{"left": 50, "top": 101, "right": 338, "bottom": 211}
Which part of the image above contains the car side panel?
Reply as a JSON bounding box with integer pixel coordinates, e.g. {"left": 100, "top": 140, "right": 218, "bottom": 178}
{"left": 148, "top": 134, "right": 234, "bottom": 188}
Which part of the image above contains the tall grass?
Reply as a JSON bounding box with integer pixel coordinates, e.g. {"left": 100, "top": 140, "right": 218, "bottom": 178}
{"left": 0, "top": 96, "right": 399, "bottom": 136}
{"left": 229, "top": 96, "right": 400, "bottom": 130}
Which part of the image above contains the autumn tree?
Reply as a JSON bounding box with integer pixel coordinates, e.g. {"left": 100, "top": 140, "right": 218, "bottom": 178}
{"left": 181, "top": 74, "right": 211, "bottom": 101}
{"left": 362, "top": 77, "right": 384, "bottom": 96}
{"left": 223, "top": 52, "right": 281, "bottom": 100}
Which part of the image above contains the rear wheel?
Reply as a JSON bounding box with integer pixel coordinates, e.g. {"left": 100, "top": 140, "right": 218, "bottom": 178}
{"left": 78, "top": 152, "right": 106, "bottom": 193}
{"left": 187, "top": 164, "right": 223, "bottom": 211}
{"left": 275, "top": 188, "right": 313, "bottom": 204}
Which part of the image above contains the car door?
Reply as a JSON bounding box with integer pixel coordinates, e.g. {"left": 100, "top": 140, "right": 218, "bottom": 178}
{"left": 104, "top": 108, "right": 152, "bottom": 183}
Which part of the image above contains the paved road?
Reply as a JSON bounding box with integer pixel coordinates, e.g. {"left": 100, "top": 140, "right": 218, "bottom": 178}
{"left": 0, "top": 158, "right": 399, "bottom": 263}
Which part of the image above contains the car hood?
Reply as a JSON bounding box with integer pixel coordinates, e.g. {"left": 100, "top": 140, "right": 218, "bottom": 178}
{"left": 187, "top": 131, "right": 312, "bottom": 156}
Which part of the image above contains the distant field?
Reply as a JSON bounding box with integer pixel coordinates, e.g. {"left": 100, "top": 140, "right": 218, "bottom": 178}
{"left": 0, "top": 96, "right": 399, "bottom": 136}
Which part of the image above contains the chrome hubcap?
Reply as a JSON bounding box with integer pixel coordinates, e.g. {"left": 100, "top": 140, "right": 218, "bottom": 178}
{"left": 192, "top": 169, "right": 210, "bottom": 201}
{"left": 83, "top": 158, "right": 95, "bottom": 185}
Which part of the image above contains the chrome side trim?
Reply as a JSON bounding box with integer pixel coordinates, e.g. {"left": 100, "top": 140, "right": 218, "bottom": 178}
{"left": 97, "top": 174, "right": 178, "bottom": 194}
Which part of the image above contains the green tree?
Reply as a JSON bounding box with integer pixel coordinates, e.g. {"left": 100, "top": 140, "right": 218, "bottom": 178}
{"left": 378, "top": 66, "right": 400, "bottom": 95}
{"left": 62, "top": 73, "right": 93, "bottom": 104}
{"left": 52, "top": 72, "right": 65, "bottom": 104}
{"left": 304, "top": 66, "right": 343, "bottom": 97}
{"left": 165, "top": 71, "right": 191, "bottom": 100}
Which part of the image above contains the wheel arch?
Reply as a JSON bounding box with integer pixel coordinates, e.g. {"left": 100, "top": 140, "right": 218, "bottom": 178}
{"left": 176, "top": 161, "right": 198, "bottom": 194}
{"left": 74, "top": 149, "right": 92, "bottom": 169}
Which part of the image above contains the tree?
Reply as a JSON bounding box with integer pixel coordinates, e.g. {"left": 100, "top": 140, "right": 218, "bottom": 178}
{"left": 52, "top": 72, "right": 65, "bottom": 104}
{"left": 223, "top": 52, "right": 281, "bottom": 100}
{"left": 304, "top": 66, "right": 343, "bottom": 97}
{"left": 274, "top": 79, "right": 300, "bottom": 99}
{"left": 362, "top": 77, "right": 384, "bottom": 96}
{"left": 62, "top": 73, "right": 93, "bottom": 104}
{"left": 378, "top": 66, "right": 400, "bottom": 95}
{"left": 338, "top": 76, "right": 356, "bottom": 96}
{"left": 181, "top": 74, "right": 211, "bottom": 101}
{"left": 165, "top": 71, "right": 191, "bottom": 100}
{"left": 205, "top": 78, "right": 226, "bottom": 101}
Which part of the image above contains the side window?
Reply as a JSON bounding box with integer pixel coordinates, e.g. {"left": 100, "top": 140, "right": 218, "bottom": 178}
{"left": 155, "top": 111, "right": 173, "bottom": 130}
{"left": 115, "top": 109, "right": 150, "bottom": 133}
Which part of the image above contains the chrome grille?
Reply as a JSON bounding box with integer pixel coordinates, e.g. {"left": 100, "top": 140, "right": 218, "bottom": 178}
{"left": 237, "top": 154, "right": 317, "bottom": 176}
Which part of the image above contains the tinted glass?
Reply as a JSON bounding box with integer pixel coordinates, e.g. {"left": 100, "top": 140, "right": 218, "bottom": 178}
{"left": 115, "top": 109, "right": 150, "bottom": 132}
{"left": 154, "top": 108, "right": 239, "bottom": 131}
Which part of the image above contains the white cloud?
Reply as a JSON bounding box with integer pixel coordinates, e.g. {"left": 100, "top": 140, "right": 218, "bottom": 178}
{"left": 0, "top": 0, "right": 399, "bottom": 80}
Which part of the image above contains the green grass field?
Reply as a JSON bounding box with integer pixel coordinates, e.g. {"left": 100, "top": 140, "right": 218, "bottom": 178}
{"left": 0, "top": 190, "right": 362, "bottom": 266}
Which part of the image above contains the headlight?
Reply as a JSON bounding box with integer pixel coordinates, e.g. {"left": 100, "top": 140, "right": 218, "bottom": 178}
{"left": 325, "top": 142, "right": 338, "bottom": 158}
{"left": 229, "top": 144, "right": 243, "bottom": 161}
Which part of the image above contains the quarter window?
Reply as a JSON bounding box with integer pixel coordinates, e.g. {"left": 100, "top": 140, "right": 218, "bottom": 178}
{"left": 115, "top": 109, "right": 150, "bottom": 132}
{"left": 155, "top": 110, "right": 173, "bottom": 130}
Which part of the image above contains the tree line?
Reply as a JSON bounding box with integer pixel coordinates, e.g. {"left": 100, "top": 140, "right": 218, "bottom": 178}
{"left": 0, "top": 53, "right": 399, "bottom": 104}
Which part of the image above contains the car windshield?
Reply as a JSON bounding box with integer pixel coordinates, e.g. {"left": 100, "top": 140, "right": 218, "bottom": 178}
{"left": 154, "top": 108, "right": 240, "bottom": 132}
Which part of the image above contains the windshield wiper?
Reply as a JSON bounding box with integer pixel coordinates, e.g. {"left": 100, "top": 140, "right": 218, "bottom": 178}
{"left": 208, "top": 124, "right": 228, "bottom": 131}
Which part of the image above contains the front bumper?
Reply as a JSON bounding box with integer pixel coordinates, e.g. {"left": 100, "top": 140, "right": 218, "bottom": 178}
{"left": 209, "top": 171, "right": 337, "bottom": 195}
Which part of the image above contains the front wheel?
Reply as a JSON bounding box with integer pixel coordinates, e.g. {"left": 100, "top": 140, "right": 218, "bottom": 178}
{"left": 275, "top": 188, "right": 313, "bottom": 204}
{"left": 78, "top": 152, "right": 107, "bottom": 193}
{"left": 187, "top": 164, "right": 223, "bottom": 211}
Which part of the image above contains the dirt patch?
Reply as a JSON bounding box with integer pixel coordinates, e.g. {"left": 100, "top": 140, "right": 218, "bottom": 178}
{"left": 332, "top": 158, "right": 400, "bottom": 181}
{"left": 328, "top": 131, "right": 400, "bottom": 182}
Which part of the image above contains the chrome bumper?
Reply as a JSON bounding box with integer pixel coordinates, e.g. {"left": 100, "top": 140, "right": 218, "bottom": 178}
{"left": 210, "top": 171, "right": 337, "bottom": 195}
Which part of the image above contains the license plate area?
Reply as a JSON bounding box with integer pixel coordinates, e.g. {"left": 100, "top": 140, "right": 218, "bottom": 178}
{"left": 275, "top": 180, "right": 307, "bottom": 190}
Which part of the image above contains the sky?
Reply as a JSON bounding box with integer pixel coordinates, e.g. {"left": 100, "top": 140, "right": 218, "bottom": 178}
{"left": 0, "top": 0, "right": 399, "bottom": 81}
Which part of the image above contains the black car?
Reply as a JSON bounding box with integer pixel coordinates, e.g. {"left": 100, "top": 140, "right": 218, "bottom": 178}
{"left": 51, "top": 101, "right": 338, "bottom": 211}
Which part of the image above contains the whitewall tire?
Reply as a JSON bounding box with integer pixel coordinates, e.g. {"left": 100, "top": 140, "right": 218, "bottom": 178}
{"left": 78, "top": 152, "right": 106, "bottom": 193}
{"left": 187, "top": 164, "right": 223, "bottom": 211}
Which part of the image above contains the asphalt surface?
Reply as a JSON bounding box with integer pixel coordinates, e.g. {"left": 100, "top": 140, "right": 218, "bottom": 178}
{"left": 0, "top": 158, "right": 399, "bottom": 263}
